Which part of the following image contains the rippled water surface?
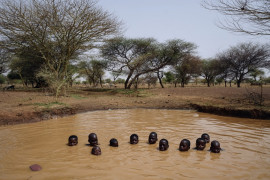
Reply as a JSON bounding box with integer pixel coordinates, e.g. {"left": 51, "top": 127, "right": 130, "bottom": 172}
{"left": 0, "top": 109, "right": 270, "bottom": 180}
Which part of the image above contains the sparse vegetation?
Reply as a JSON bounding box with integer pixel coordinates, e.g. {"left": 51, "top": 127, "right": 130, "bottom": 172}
{"left": 34, "top": 101, "right": 66, "bottom": 109}
{"left": 0, "top": 83, "right": 269, "bottom": 125}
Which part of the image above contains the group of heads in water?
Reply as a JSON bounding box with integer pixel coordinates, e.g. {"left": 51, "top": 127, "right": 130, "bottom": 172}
{"left": 68, "top": 132, "right": 222, "bottom": 155}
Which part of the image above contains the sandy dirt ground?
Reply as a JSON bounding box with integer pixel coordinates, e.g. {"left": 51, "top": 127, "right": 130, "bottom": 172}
{"left": 0, "top": 84, "right": 269, "bottom": 125}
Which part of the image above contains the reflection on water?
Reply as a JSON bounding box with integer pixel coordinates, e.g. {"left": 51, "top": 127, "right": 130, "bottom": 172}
{"left": 0, "top": 109, "right": 270, "bottom": 180}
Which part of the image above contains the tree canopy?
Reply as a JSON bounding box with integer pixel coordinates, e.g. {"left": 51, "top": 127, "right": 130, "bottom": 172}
{"left": 200, "top": 59, "right": 220, "bottom": 87}
{"left": 217, "top": 42, "right": 270, "bottom": 87}
{"left": 101, "top": 37, "right": 196, "bottom": 89}
{"left": 0, "top": 0, "right": 120, "bottom": 96}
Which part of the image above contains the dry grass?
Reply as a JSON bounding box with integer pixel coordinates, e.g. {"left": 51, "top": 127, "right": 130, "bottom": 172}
{"left": 0, "top": 83, "right": 269, "bottom": 125}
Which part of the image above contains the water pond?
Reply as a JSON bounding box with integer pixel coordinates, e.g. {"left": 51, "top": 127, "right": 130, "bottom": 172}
{"left": 0, "top": 109, "right": 270, "bottom": 180}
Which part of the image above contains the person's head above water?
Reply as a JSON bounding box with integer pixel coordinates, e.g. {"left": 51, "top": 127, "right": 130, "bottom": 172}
{"left": 91, "top": 146, "right": 101, "bottom": 155}
{"left": 88, "top": 133, "right": 98, "bottom": 146}
{"left": 210, "top": 140, "right": 221, "bottom": 153}
{"left": 201, "top": 133, "right": 210, "bottom": 143}
{"left": 130, "top": 134, "right": 139, "bottom": 144}
{"left": 179, "top": 139, "right": 190, "bottom": 151}
{"left": 148, "top": 132, "right": 158, "bottom": 144}
{"left": 159, "top": 139, "right": 169, "bottom": 151}
{"left": 195, "top": 138, "right": 206, "bottom": 150}
{"left": 110, "top": 138, "right": 118, "bottom": 147}
{"left": 68, "top": 135, "right": 78, "bottom": 146}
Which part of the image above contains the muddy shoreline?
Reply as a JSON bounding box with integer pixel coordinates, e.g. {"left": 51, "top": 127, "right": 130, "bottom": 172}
{"left": 1, "top": 86, "right": 269, "bottom": 126}
{"left": 1, "top": 103, "right": 269, "bottom": 126}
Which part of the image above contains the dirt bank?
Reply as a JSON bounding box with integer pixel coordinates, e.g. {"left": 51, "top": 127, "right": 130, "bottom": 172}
{"left": 0, "top": 85, "right": 269, "bottom": 125}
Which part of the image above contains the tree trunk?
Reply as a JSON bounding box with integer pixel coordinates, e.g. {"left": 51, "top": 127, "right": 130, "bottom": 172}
{"left": 127, "top": 76, "right": 138, "bottom": 89}
{"left": 157, "top": 71, "right": 164, "bottom": 88}
{"left": 181, "top": 80, "right": 185, "bottom": 87}
{"left": 237, "top": 80, "right": 241, "bottom": 87}
{"left": 207, "top": 79, "right": 210, "bottom": 87}
{"left": 125, "top": 71, "right": 134, "bottom": 89}
{"left": 157, "top": 74, "right": 164, "bottom": 88}
{"left": 99, "top": 77, "right": 103, "bottom": 88}
{"left": 225, "top": 81, "right": 227, "bottom": 87}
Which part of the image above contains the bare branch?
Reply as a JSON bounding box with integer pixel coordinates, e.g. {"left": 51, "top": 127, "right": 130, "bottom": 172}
{"left": 202, "top": 0, "right": 270, "bottom": 36}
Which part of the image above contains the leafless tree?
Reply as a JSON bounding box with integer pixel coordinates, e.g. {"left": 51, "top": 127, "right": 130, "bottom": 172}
{"left": 0, "top": 0, "right": 120, "bottom": 96}
{"left": 217, "top": 42, "right": 269, "bottom": 87}
{"left": 202, "top": 0, "right": 270, "bottom": 36}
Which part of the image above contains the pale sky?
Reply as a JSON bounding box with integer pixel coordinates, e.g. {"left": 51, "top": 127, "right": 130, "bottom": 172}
{"left": 97, "top": 0, "right": 269, "bottom": 59}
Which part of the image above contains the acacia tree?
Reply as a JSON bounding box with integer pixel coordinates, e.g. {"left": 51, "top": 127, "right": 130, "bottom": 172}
{"left": 217, "top": 42, "right": 269, "bottom": 87}
{"left": 0, "top": 0, "right": 120, "bottom": 96}
{"left": 9, "top": 55, "right": 44, "bottom": 87}
{"left": 202, "top": 0, "right": 270, "bottom": 36}
{"left": 216, "top": 57, "right": 234, "bottom": 87}
{"left": 250, "top": 69, "right": 265, "bottom": 81}
{"left": 101, "top": 37, "right": 157, "bottom": 89}
{"left": 79, "top": 59, "right": 107, "bottom": 87}
{"left": 164, "top": 71, "right": 175, "bottom": 84}
{"left": 8, "top": 45, "right": 46, "bottom": 87}
{"left": 173, "top": 55, "right": 201, "bottom": 87}
{"left": 101, "top": 37, "right": 196, "bottom": 89}
{"left": 200, "top": 59, "right": 220, "bottom": 87}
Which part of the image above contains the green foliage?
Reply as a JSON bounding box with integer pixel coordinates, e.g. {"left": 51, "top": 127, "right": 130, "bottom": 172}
{"left": 70, "top": 94, "right": 87, "bottom": 100}
{"left": 173, "top": 55, "right": 201, "bottom": 87}
{"left": 105, "top": 78, "right": 112, "bottom": 83}
{"left": 217, "top": 42, "right": 269, "bottom": 87}
{"left": 79, "top": 59, "right": 107, "bottom": 87}
{"left": 0, "top": 0, "right": 120, "bottom": 96}
{"left": 164, "top": 71, "right": 175, "bottom": 83}
{"left": 216, "top": 77, "right": 223, "bottom": 84}
{"left": 101, "top": 37, "right": 197, "bottom": 89}
{"left": 249, "top": 69, "right": 265, "bottom": 81}
{"left": 0, "top": 74, "right": 6, "bottom": 84}
{"left": 9, "top": 53, "right": 44, "bottom": 87}
{"left": 7, "top": 71, "right": 20, "bottom": 80}
{"left": 200, "top": 59, "right": 220, "bottom": 87}
{"left": 263, "top": 77, "right": 270, "bottom": 83}
{"left": 115, "top": 78, "right": 125, "bottom": 84}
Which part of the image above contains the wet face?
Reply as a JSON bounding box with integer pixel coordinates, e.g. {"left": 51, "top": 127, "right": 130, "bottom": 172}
{"left": 68, "top": 135, "right": 78, "bottom": 146}
{"left": 130, "top": 134, "right": 139, "bottom": 144}
{"left": 91, "top": 146, "right": 101, "bottom": 155}
{"left": 88, "top": 133, "right": 98, "bottom": 146}
{"left": 210, "top": 140, "right": 221, "bottom": 153}
{"left": 179, "top": 139, "right": 190, "bottom": 151}
{"left": 196, "top": 138, "right": 206, "bottom": 150}
{"left": 110, "top": 138, "right": 118, "bottom": 147}
{"left": 201, "top": 133, "right": 210, "bottom": 143}
{"left": 159, "top": 139, "right": 169, "bottom": 151}
{"left": 148, "top": 132, "right": 158, "bottom": 144}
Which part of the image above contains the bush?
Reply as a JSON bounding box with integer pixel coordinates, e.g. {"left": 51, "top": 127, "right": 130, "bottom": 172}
{"left": 0, "top": 74, "right": 6, "bottom": 85}
{"left": 7, "top": 71, "right": 20, "bottom": 80}
{"left": 115, "top": 78, "right": 125, "bottom": 84}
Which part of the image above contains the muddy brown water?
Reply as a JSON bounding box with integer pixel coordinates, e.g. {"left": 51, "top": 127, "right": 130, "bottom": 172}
{"left": 0, "top": 109, "right": 270, "bottom": 180}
